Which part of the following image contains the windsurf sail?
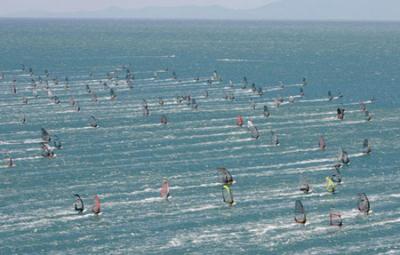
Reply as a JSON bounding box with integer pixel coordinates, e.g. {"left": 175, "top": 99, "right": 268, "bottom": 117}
{"left": 86, "top": 84, "right": 91, "bottom": 94}
{"left": 329, "top": 212, "right": 343, "bottom": 226}
{"left": 92, "top": 195, "right": 101, "bottom": 215}
{"left": 5, "top": 155, "right": 14, "bottom": 168}
{"left": 299, "top": 176, "right": 310, "bottom": 194}
{"left": 357, "top": 193, "right": 370, "bottom": 214}
{"left": 360, "top": 102, "right": 367, "bottom": 112}
{"left": 212, "top": 70, "right": 221, "bottom": 81}
{"left": 74, "top": 194, "right": 84, "bottom": 213}
{"left": 222, "top": 185, "right": 234, "bottom": 205}
{"left": 110, "top": 88, "right": 116, "bottom": 100}
{"left": 242, "top": 76, "right": 248, "bottom": 88}
{"left": 92, "top": 92, "right": 98, "bottom": 102}
{"left": 365, "top": 110, "right": 372, "bottom": 121}
{"left": 319, "top": 136, "right": 326, "bottom": 150}
{"left": 52, "top": 135, "right": 62, "bottom": 149}
{"left": 337, "top": 108, "right": 345, "bottom": 120}
{"left": 331, "top": 167, "right": 342, "bottom": 183}
{"left": 299, "top": 87, "right": 304, "bottom": 96}
{"left": 236, "top": 115, "right": 244, "bottom": 127}
{"left": 294, "top": 200, "right": 307, "bottom": 224}
{"left": 325, "top": 176, "right": 336, "bottom": 193}
{"left": 143, "top": 100, "right": 149, "bottom": 116}
{"left": 363, "top": 139, "right": 371, "bottom": 154}
{"left": 302, "top": 77, "right": 307, "bottom": 86}
{"left": 41, "top": 142, "right": 55, "bottom": 158}
{"left": 249, "top": 126, "right": 260, "bottom": 139}
{"left": 191, "top": 98, "right": 198, "bottom": 109}
{"left": 41, "top": 128, "right": 50, "bottom": 143}
{"left": 328, "top": 91, "right": 333, "bottom": 101}
{"left": 338, "top": 147, "right": 350, "bottom": 164}
{"left": 160, "top": 115, "right": 168, "bottom": 125}
{"left": 218, "top": 167, "right": 234, "bottom": 185}
{"left": 89, "top": 115, "right": 98, "bottom": 128}
{"left": 263, "top": 105, "right": 270, "bottom": 117}
{"left": 272, "top": 132, "right": 279, "bottom": 146}
{"left": 160, "top": 179, "right": 170, "bottom": 199}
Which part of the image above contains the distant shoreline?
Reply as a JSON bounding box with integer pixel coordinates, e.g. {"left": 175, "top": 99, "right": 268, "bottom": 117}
{"left": 1, "top": 17, "right": 400, "bottom": 23}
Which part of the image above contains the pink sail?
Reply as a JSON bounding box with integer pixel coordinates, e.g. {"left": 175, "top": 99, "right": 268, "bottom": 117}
{"left": 92, "top": 195, "right": 101, "bottom": 214}
{"left": 319, "top": 136, "right": 326, "bottom": 150}
{"left": 160, "top": 179, "right": 170, "bottom": 199}
{"left": 329, "top": 212, "right": 342, "bottom": 226}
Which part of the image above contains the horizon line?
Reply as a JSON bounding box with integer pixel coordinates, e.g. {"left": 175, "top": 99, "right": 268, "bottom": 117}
{"left": 1, "top": 17, "right": 400, "bottom": 23}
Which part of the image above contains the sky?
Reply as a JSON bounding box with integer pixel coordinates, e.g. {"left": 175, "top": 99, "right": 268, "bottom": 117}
{"left": 1, "top": 0, "right": 276, "bottom": 15}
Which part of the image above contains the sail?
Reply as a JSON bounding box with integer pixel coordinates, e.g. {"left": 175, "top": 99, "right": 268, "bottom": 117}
{"left": 249, "top": 126, "right": 260, "bottom": 139}
{"left": 52, "top": 135, "right": 62, "bottom": 149}
{"left": 74, "top": 194, "right": 84, "bottom": 213}
{"left": 365, "top": 110, "right": 372, "bottom": 121}
{"left": 263, "top": 105, "right": 270, "bottom": 117}
{"left": 110, "top": 88, "right": 116, "bottom": 99}
{"left": 217, "top": 167, "right": 234, "bottom": 185}
{"left": 236, "top": 115, "right": 243, "bottom": 127}
{"left": 89, "top": 115, "right": 98, "bottom": 128}
{"left": 160, "top": 179, "right": 170, "bottom": 199}
{"left": 363, "top": 139, "right": 371, "bottom": 154}
{"left": 338, "top": 147, "right": 350, "bottom": 164}
{"left": 328, "top": 91, "right": 333, "bottom": 101}
{"left": 358, "top": 193, "right": 370, "bottom": 214}
{"left": 331, "top": 167, "right": 342, "bottom": 183}
{"left": 294, "top": 200, "right": 306, "bottom": 224}
{"left": 41, "top": 142, "right": 55, "bottom": 158}
{"left": 299, "top": 176, "right": 310, "bottom": 193}
{"left": 329, "top": 212, "right": 343, "bottom": 226}
{"left": 160, "top": 115, "right": 168, "bottom": 125}
{"left": 360, "top": 102, "right": 366, "bottom": 111}
{"left": 325, "top": 177, "right": 336, "bottom": 193}
{"left": 41, "top": 128, "right": 50, "bottom": 143}
{"left": 319, "top": 136, "right": 326, "bottom": 150}
{"left": 272, "top": 132, "right": 279, "bottom": 146}
{"left": 5, "top": 155, "right": 14, "bottom": 168}
{"left": 222, "top": 185, "right": 234, "bottom": 205}
{"left": 92, "top": 195, "right": 101, "bottom": 214}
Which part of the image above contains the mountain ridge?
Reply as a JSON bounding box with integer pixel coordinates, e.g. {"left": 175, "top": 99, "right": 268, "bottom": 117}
{"left": 3, "top": 0, "right": 400, "bottom": 21}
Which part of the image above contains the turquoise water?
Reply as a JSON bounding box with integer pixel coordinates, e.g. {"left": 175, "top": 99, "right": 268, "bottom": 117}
{"left": 1, "top": 19, "right": 400, "bottom": 254}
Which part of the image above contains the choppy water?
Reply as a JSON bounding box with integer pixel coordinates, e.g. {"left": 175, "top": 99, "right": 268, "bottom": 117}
{"left": 1, "top": 19, "right": 400, "bottom": 254}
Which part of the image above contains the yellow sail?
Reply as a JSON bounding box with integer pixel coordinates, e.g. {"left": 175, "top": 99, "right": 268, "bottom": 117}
{"left": 325, "top": 177, "right": 336, "bottom": 193}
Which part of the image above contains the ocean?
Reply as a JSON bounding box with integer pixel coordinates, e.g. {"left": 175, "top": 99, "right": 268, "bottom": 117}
{"left": 0, "top": 19, "right": 400, "bottom": 254}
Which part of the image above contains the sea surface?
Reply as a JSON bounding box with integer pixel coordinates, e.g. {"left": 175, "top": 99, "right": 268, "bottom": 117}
{"left": 0, "top": 19, "right": 400, "bottom": 254}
